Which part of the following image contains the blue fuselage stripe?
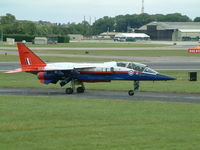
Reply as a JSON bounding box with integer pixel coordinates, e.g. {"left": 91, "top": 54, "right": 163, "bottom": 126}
{"left": 77, "top": 72, "right": 157, "bottom": 81}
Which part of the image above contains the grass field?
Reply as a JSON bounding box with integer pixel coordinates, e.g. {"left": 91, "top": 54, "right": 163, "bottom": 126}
{"left": 1, "top": 41, "right": 199, "bottom": 64}
{"left": 1, "top": 95, "right": 200, "bottom": 150}
{"left": 32, "top": 49, "right": 200, "bottom": 57}
{"left": 1, "top": 49, "right": 200, "bottom": 63}
{"left": 0, "top": 41, "right": 169, "bottom": 48}
{"left": 1, "top": 71, "right": 200, "bottom": 93}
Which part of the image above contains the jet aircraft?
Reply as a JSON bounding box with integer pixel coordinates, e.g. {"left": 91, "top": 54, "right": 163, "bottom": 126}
{"left": 6, "top": 43, "right": 175, "bottom": 96}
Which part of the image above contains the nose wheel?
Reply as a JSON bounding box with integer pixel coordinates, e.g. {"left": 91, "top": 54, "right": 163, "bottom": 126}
{"left": 128, "top": 90, "right": 134, "bottom": 96}
{"left": 128, "top": 81, "right": 139, "bottom": 96}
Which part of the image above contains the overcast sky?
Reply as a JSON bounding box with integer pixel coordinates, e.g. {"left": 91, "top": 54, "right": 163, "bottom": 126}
{"left": 0, "top": 0, "right": 199, "bottom": 23}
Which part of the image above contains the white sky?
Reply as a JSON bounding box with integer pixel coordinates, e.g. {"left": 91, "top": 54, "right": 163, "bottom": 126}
{"left": 0, "top": 0, "right": 199, "bottom": 23}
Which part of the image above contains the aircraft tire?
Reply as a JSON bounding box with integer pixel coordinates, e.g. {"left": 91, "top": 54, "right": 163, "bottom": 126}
{"left": 128, "top": 90, "right": 134, "bottom": 96}
{"left": 66, "top": 88, "right": 73, "bottom": 94}
{"left": 77, "top": 87, "right": 85, "bottom": 93}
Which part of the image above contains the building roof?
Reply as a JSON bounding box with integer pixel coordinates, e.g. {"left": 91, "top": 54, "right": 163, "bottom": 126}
{"left": 34, "top": 37, "right": 47, "bottom": 40}
{"left": 100, "top": 32, "right": 119, "bottom": 36}
{"left": 138, "top": 22, "right": 200, "bottom": 30}
{"left": 179, "top": 29, "right": 200, "bottom": 33}
{"left": 115, "top": 33, "right": 150, "bottom": 38}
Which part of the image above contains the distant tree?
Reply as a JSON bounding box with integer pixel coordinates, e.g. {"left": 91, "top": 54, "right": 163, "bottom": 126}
{"left": 0, "top": 12, "right": 194, "bottom": 37}
{"left": 151, "top": 14, "right": 166, "bottom": 21}
{"left": 71, "top": 21, "right": 91, "bottom": 36}
{"left": 21, "top": 21, "right": 36, "bottom": 35}
{"left": 194, "top": 17, "right": 200, "bottom": 22}
{"left": 92, "top": 13, "right": 192, "bottom": 34}
{"left": 163, "top": 13, "right": 191, "bottom": 22}
{"left": 115, "top": 15, "right": 128, "bottom": 32}
{"left": 92, "top": 16, "right": 114, "bottom": 35}
{"left": 135, "top": 13, "right": 154, "bottom": 27}
{"left": 0, "top": 13, "right": 17, "bottom": 34}
{"left": 35, "top": 25, "right": 52, "bottom": 36}
{"left": 0, "top": 13, "right": 16, "bottom": 24}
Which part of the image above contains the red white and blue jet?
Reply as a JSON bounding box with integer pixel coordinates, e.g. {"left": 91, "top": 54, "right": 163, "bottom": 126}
{"left": 6, "top": 43, "right": 175, "bottom": 96}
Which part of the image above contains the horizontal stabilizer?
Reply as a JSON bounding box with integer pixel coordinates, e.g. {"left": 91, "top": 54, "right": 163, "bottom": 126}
{"left": 5, "top": 68, "right": 23, "bottom": 74}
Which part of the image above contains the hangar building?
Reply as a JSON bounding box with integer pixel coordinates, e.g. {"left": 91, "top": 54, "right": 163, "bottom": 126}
{"left": 136, "top": 22, "right": 200, "bottom": 41}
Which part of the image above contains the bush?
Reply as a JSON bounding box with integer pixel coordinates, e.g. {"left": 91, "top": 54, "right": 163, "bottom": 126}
{"left": 3, "top": 34, "right": 34, "bottom": 42}
{"left": 3, "top": 34, "right": 70, "bottom": 43}
{"left": 57, "top": 35, "right": 70, "bottom": 43}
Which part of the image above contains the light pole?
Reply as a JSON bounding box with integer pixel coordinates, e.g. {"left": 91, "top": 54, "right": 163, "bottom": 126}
{"left": 0, "top": 22, "right": 3, "bottom": 44}
{"left": 1, "top": 29, "right": 3, "bottom": 44}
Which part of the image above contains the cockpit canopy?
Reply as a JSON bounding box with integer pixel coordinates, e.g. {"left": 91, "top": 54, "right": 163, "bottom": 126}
{"left": 117, "top": 62, "right": 158, "bottom": 74}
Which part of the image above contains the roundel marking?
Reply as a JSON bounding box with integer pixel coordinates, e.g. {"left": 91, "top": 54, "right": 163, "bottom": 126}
{"left": 128, "top": 70, "right": 134, "bottom": 76}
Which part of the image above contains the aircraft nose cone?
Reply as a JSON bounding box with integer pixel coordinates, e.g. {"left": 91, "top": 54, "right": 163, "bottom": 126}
{"left": 156, "top": 74, "right": 176, "bottom": 81}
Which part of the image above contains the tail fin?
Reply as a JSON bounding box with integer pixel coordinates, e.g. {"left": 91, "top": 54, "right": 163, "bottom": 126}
{"left": 17, "top": 42, "right": 46, "bottom": 68}
{"left": 5, "top": 43, "right": 46, "bottom": 73}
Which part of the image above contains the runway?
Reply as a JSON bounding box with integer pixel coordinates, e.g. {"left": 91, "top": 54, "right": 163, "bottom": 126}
{"left": 0, "top": 88, "right": 200, "bottom": 103}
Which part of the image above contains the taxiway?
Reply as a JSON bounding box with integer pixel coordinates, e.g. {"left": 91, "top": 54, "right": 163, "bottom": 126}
{"left": 0, "top": 88, "right": 200, "bottom": 103}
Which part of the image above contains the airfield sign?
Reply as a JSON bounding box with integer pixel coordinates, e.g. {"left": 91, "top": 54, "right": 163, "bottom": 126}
{"left": 188, "top": 46, "right": 200, "bottom": 53}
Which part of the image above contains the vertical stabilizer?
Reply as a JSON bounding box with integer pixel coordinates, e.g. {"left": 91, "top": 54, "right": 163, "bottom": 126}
{"left": 17, "top": 42, "right": 46, "bottom": 69}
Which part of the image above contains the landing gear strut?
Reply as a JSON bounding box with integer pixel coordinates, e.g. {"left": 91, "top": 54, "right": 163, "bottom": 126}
{"left": 65, "top": 80, "right": 85, "bottom": 94}
{"left": 128, "top": 81, "right": 139, "bottom": 96}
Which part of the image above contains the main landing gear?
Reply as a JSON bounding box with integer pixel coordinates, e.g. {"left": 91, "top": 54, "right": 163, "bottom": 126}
{"left": 128, "top": 81, "right": 140, "bottom": 96}
{"left": 65, "top": 79, "right": 85, "bottom": 94}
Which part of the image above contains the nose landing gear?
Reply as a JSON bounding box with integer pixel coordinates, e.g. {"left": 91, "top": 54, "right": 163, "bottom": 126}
{"left": 128, "top": 81, "right": 139, "bottom": 96}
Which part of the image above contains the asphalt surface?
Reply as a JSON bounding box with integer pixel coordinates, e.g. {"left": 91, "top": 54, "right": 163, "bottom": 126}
{"left": 0, "top": 88, "right": 200, "bottom": 103}
{"left": 0, "top": 62, "right": 200, "bottom": 72}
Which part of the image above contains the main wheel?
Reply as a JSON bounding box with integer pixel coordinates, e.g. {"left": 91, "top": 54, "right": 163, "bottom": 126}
{"left": 128, "top": 90, "right": 134, "bottom": 96}
{"left": 77, "top": 87, "right": 85, "bottom": 93}
{"left": 65, "top": 88, "right": 73, "bottom": 94}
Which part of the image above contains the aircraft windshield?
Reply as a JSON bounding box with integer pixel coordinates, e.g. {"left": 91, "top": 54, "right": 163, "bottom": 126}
{"left": 117, "top": 62, "right": 146, "bottom": 72}
{"left": 144, "top": 67, "right": 158, "bottom": 74}
{"left": 116, "top": 62, "right": 128, "bottom": 68}
{"left": 117, "top": 62, "right": 157, "bottom": 74}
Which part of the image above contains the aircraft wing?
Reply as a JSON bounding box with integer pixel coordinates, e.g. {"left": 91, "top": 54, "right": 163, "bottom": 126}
{"left": 42, "top": 63, "right": 96, "bottom": 71}
{"left": 5, "top": 64, "right": 96, "bottom": 73}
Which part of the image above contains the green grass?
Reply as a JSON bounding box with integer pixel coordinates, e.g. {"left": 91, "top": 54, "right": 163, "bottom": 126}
{"left": 32, "top": 49, "right": 200, "bottom": 57}
{"left": 1, "top": 49, "right": 200, "bottom": 62}
{"left": 0, "top": 95, "right": 200, "bottom": 150}
{"left": 0, "top": 54, "right": 20, "bottom": 61}
{"left": 0, "top": 41, "right": 168, "bottom": 48}
{"left": 1, "top": 71, "right": 200, "bottom": 93}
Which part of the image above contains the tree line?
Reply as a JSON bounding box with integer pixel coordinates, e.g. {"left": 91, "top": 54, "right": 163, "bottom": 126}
{"left": 0, "top": 13, "right": 200, "bottom": 38}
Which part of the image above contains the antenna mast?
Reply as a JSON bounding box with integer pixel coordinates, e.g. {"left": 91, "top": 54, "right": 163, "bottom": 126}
{"left": 141, "top": 0, "right": 144, "bottom": 14}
